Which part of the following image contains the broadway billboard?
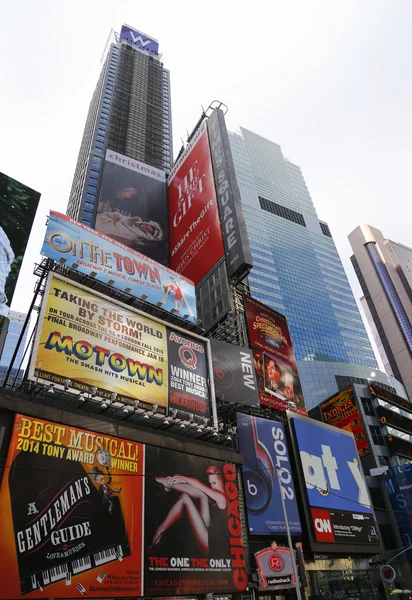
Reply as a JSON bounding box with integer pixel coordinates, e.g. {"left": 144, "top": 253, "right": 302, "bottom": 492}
{"left": 169, "top": 123, "right": 225, "bottom": 285}
{"left": 144, "top": 446, "right": 247, "bottom": 595}
{"left": 0, "top": 172, "right": 40, "bottom": 316}
{"left": 42, "top": 211, "right": 197, "bottom": 324}
{"left": 95, "top": 150, "right": 168, "bottom": 265}
{"left": 237, "top": 414, "right": 301, "bottom": 535}
{"left": 28, "top": 274, "right": 210, "bottom": 418}
{"left": 243, "top": 294, "right": 306, "bottom": 415}
{"left": 289, "top": 413, "right": 382, "bottom": 554}
{"left": 0, "top": 415, "right": 248, "bottom": 598}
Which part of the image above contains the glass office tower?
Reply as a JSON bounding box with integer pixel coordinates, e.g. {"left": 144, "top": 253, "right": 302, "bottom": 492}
{"left": 66, "top": 26, "right": 172, "bottom": 226}
{"left": 0, "top": 311, "right": 28, "bottom": 386}
{"left": 349, "top": 225, "right": 412, "bottom": 401}
{"left": 228, "top": 127, "right": 380, "bottom": 408}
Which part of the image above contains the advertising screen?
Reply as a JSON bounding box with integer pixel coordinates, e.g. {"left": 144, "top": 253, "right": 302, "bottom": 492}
{"left": 384, "top": 465, "right": 412, "bottom": 558}
{"left": 169, "top": 124, "right": 225, "bottom": 285}
{"left": 206, "top": 108, "right": 253, "bottom": 284}
{"left": 0, "top": 415, "right": 247, "bottom": 598}
{"left": 289, "top": 414, "right": 380, "bottom": 551}
{"left": 42, "top": 211, "right": 197, "bottom": 323}
{"left": 320, "top": 386, "right": 370, "bottom": 458}
{"left": 28, "top": 274, "right": 210, "bottom": 418}
{"left": 0, "top": 172, "right": 40, "bottom": 316}
{"left": 0, "top": 414, "right": 145, "bottom": 598}
{"left": 243, "top": 295, "right": 306, "bottom": 415}
{"left": 95, "top": 150, "right": 168, "bottom": 265}
{"left": 237, "top": 414, "right": 301, "bottom": 535}
{"left": 119, "top": 25, "right": 159, "bottom": 54}
{"left": 144, "top": 446, "right": 247, "bottom": 595}
{"left": 211, "top": 339, "right": 259, "bottom": 406}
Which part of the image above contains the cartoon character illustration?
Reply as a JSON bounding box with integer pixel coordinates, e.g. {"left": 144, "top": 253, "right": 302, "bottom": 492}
{"left": 90, "top": 466, "right": 122, "bottom": 514}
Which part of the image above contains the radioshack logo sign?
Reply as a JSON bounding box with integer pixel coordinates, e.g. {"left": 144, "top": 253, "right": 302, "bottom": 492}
{"left": 312, "top": 509, "right": 335, "bottom": 542}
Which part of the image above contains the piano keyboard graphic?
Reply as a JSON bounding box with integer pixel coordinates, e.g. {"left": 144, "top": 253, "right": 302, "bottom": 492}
{"left": 29, "top": 545, "right": 124, "bottom": 591}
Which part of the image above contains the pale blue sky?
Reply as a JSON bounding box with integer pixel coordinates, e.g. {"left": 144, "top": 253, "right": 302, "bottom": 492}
{"left": 1, "top": 0, "right": 411, "bottom": 368}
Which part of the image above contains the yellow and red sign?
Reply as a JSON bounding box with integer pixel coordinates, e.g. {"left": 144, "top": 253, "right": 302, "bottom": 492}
{"left": 29, "top": 274, "right": 168, "bottom": 410}
{"left": 0, "top": 414, "right": 144, "bottom": 598}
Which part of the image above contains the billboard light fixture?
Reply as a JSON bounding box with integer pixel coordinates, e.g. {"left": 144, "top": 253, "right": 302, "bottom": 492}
{"left": 107, "top": 279, "right": 115, "bottom": 286}
{"left": 64, "top": 378, "right": 71, "bottom": 391}
{"left": 90, "top": 386, "right": 97, "bottom": 397}
{"left": 141, "top": 294, "right": 148, "bottom": 301}
{"left": 48, "top": 383, "right": 55, "bottom": 394}
{"left": 78, "top": 393, "right": 85, "bottom": 402}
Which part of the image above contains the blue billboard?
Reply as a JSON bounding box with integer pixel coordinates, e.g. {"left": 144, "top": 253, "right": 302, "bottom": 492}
{"left": 384, "top": 464, "right": 412, "bottom": 557}
{"left": 119, "top": 25, "right": 159, "bottom": 55}
{"left": 41, "top": 212, "right": 197, "bottom": 324}
{"left": 290, "top": 414, "right": 380, "bottom": 548}
{"left": 236, "top": 413, "right": 301, "bottom": 535}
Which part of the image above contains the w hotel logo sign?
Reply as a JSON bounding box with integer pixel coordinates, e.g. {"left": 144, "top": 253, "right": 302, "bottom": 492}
{"left": 119, "top": 25, "right": 159, "bottom": 55}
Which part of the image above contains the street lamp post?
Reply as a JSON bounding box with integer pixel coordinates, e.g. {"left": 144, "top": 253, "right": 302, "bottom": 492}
{"left": 276, "top": 466, "right": 303, "bottom": 600}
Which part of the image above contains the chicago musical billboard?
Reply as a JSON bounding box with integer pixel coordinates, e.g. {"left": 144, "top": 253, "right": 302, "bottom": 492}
{"left": 320, "top": 386, "right": 371, "bottom": 458}
{"left": 206, "top": 108, "right": 253, "bottom": 284}
{"left": 0, "top": 414, "right": 145, "bottom": 598}
{"left": 41, "top": 212, "right": 197, "bottom": 323}
{"left": 211, "top": 339, "right": 259, "bottom": 406}
{"left": 96, "top": 150, "right": 168, "bottom": 265}
{"left": 28, "top": 274, "right": 210, "bottom": 418}
{"left": 243, "top": 294, "right": 306, "bottom": 415}
{"left": 144, "top": 446, "right": 247, "bottom": 595}
{"left": 169, "top": 124, "right": 225, "bottom": 285}
{"left": 0, "top": 172, "right": 40, "bottom": 316}
{"left": 0, "top": 415, "right": 247, "bottom": 598}
{"left": 237, "top": 414, "right": 301, "bottom": 535}
{"left": 289, "top": 413, "right": 381, "bottom": 553}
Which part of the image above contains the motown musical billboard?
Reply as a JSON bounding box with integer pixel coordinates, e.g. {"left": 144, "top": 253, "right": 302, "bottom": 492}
{"left": 0, "top": 414, "right": 145, "bottom": 598}
{"left": 28, "top": 274, "right": 210, "bottom": 417}
{"left": 0, "top": 415, "right": 248, "bottom": 598}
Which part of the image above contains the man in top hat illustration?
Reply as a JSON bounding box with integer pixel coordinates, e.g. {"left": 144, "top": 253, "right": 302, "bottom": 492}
{"left": 91, "top": 466, "right": 122, "bottom": 514}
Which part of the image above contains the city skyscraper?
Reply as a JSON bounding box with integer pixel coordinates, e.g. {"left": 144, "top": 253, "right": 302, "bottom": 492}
{"left": 225, "top": 127, "right": 393, "bottom": 409}
{"left": 0, "top": 311, "right": 29, "bottom": 386}
{"left": 66, "top": 25, "right": 172, "bottom": 228}
{"left": 349, "top": 224, "right": 412, "bottom": 400}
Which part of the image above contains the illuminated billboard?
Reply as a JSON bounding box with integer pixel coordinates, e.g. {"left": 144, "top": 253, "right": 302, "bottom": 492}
{"left": 169, "top": 124, "right": 225, "bottom": 285}
{"left": 41, "top": 211, "right": 197, "bottom": 323}
{"left": 28, "top": 274, "right": 210, "bottom": 418}
{"left": 243, "top": 294, "right": 306, "bottom": 415}
{"left": 206, "top": 108, "right": 253, "bottom": 284}
{"left": 320, "top": 386, "right": 370, "bottom": 458}
{"left": 289, "top": 413, "right": 382, "bottom": 553}
{"left": 0, "top": 172, "right": 40, "bottom": 316}
{"left": 95, "top": 150, "right": 168, "bottom": 265}
{"left": 237, "top": 414, "right": 301, "bottom": 535}
{"left": 0, "top": 414, "right": 247, "bottom": 598}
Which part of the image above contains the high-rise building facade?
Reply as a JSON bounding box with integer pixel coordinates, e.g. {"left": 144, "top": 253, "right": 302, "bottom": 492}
{"left": 228, "top": 128, "right": 377, "bottom": 363}
{"left": 223, "top": 127, "right": 387, "bottom": 409}
{"left": 66, "top": 25, "right": 172, "bottom": 227}
{"left": 349, "top": 225, "right": 412, "bottom": 400}
{"left": 0, "top": 311, "right": 28, "bottom": 386}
